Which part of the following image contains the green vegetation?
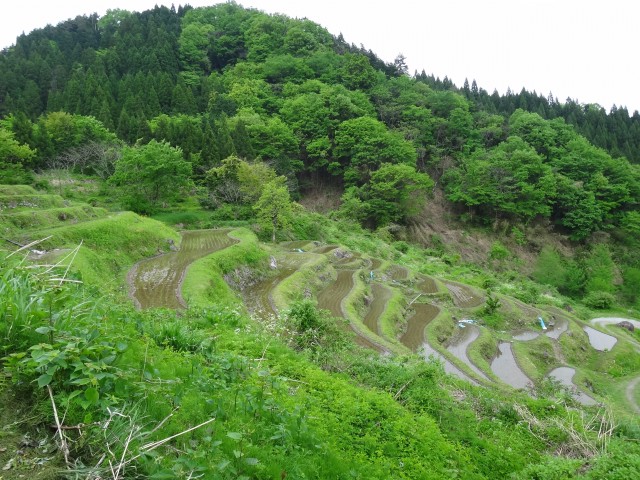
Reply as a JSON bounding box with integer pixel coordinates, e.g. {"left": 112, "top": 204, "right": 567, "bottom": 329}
{"left": 1, "top": 2, "right": 640, "bottom": 478}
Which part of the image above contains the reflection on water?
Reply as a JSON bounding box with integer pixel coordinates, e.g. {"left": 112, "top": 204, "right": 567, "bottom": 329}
{"left": 490, "top": 342, "right": 531, "bottom": 389}
{"left": 583, "top": 326, "right": 618, "bottom": 351}
{"left": 547, "top": 366, "right": 597, "bottom": 406}
{"left": 421, "top": 342, "right": 479, "bottom": 385}
{"left": 446, "top": 325, "right": 490, "bottom": 380}
{"left": 513, "top": 331, "right": 539, "bottom": 341}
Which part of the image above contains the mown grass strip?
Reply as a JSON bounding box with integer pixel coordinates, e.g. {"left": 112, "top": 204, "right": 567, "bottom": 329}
{"left": 271, "top": 252, "right": 331, "bottom": 310}
{"left": 343, "top": 270, "right": 410, "bottom": 354}
{"left": 182, "top": 228, "right": 267, "bottom": 310}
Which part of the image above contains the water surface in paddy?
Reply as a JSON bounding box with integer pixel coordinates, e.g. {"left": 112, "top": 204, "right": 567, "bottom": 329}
{"left": 490, "top": 342, "right": 531, "bottom": 389}
{"left": 547, "top": 367, "right": 597, "bottom": 406}
{"left": 583, "top": 326, "right": 618, "bottom": 351}
{"left": 446, "top": 325, "right": 490, "bottom": 381}
{"left": 129, "top": 229, "right": 236, "bottom": 309}
{"left": 316, "top": 269, "right": 384, "bottom": 352}
{"left": 400, "top": 303, "right": 440, "bottom": 351}
{"left": 421, "top": 342, "right": 479, "bottom": 385}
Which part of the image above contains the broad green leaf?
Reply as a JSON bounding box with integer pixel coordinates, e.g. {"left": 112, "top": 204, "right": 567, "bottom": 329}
{"left": 226, "top": 431, "right": 243, "bottom": 440}
{"left": 84, "top": 387, "right": 99, "bottom": 403}
{"left": 37, "top": 373, "right": 52, "bottom": 387}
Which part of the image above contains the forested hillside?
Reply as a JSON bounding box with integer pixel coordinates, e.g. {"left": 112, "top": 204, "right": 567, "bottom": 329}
{"left": 1, "top": 3, "right": 640, "bottom": 479}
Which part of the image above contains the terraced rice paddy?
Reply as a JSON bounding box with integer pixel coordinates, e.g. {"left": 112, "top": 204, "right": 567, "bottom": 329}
{"left": 491, "top": 342, "right": 531, "bottom": 389}
{"left": 316, "top": 269, "right": 383, "bottom": 352}
{"left": 547, "top": 367, "right": 597, "bottom": 406}
{"left": 400, "top": 303, "right": 440, "bottom": 351}
{"left": 242, "top": 268, "right": 296, "bottom": 318}
{"left": 444, "top": 281, "right": 484, "bottom": 308}
{"left": 583, "top": 326, "right": 618, "bottom": 351}
{"left": 363, "top": 283, "right": 392, "bottom": 336}
{"left": 387, "top": 265, "right": 408, "bottom": 281}
{"left": 591, "top": 317, "right": 640, "bottom": 331}
{"left": 129, "top": 229, "right": 236, "bottom": 309}
{"left": 368, "top": 258, "right": 382, "bottom": 271}
{"left": 421, "top": 342, "right": 479, "bottom": 385}
{"left": 314, "top": 244, "right": 339, "bottom": 254}
{"left": 513, "top": 331, "right": 540, "bottom": 341}
{"left": 446, "top": 325, "right": 490, "bottom": 381}
{"left": 417, "top": 275, "right": 438, "bottom": 294}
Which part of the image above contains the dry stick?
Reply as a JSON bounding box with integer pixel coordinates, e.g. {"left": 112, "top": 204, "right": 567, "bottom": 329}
{"left": 394, "top": 379, "right": 414, "bottom": 400}
{"left": 7, "top": 236, "right": 52, "bottom": 258}
{"left": 125, "top": 417, "right": 216, "bottom": 466}
{"left": 113, "top": 425, "right": 136, "bottom": 479}
{"left": 47, "top": 385, "right": 71, "bottom": 466}
{"left": 408, "top": 293, "right": 422, "bottom": 306}
{"left": 57, "top": 241, "right": 83, "bottom": 287}
{"left": 147, "top": 408, "right": 178, "bottom": 436}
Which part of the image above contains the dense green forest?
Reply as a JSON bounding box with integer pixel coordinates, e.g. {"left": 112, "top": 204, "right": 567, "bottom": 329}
{"left": 1, "top": 2, "right": 640, "bottom": 479}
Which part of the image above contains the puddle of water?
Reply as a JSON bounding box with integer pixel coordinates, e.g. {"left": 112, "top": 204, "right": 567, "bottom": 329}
{"left": 490, "top": 342, "right": 531, "bottom": 389}
{"left": 400, "top": 303, "right": 440, "bottom": 351}
{"left": 547, "top": 367, "right": 597, "bottom": 406}
{"left": 421, "top": 342, "right": 479, "bottom": 385}
{"left": 583, "top": 326, "right": 618, "bottom": 351}
{"left": 363, "top": 283, "right": 392, "bottom": 336}
{"left": 513, "top": 331, "right": 540, "bottom": 341}
{"left": 130, "top": 229, "right": 235, "bottom": 309}
{"left": 446, "top": 325, "right": 490, "bottom": 380}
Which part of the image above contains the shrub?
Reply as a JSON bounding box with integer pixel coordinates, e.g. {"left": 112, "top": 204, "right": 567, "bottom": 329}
{"left": 583, "top": 291, "right": 615, "bottom": 309}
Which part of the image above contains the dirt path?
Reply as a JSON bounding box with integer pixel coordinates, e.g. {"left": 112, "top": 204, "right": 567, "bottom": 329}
{"left": 128, "top": 229, "right": 236, "bottom": 309}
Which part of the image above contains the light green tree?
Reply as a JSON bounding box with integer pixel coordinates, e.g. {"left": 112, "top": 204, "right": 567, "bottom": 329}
{"left": 254, "top": 177, "right": 293, "bottom": 242}
{"left": 109, "top": 140, "right": 193, "bottom": 213}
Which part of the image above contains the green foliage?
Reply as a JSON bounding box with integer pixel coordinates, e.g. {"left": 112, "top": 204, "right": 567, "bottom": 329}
{"left": 583, "top": 244, "right": 615, "bottom": 294}
{"left": 339, "top": 163, "right": 433, "bottom": 228}
{"left": 621, "top": 267, "right": 640, "bottom": 306}
{"left": 253, "top": 177, "right": 294, "bottom": 242}
{"left": 582, "top": 291, "right": 616, "bottom": 310}
{"left": 109, "top": 140, "right": 193, "bottom": 213}
{"left": 445, "top": 136, "right": 556, "bottom": 221}
{"left": 533, "top": 247, "right": 568, "bottom": 289}
{"left": 0, "top": 128, "right": 36, "bottom": 184}
{"left": 284, "top": 300, "right": 348, "bottom": 364}
{"left": 489, "top": 241, "right": 511, "bottom": 261}
{"left": 333, "top": 116, "right": 417, "bottom": 185}
{"left": 204, "top": 154, "right": 276, "bottom": 207}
